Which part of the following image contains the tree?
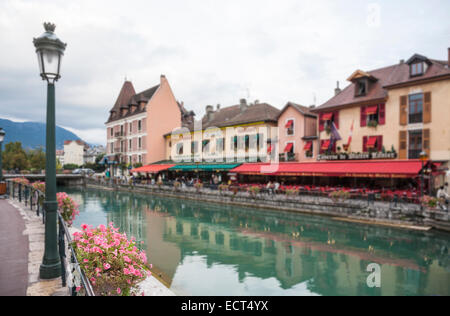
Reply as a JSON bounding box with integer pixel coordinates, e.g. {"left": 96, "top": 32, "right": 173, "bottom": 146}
{"left": 28, "top": 146, "right": 46, "bottom": 170}
{"left": 2, "top": 142, "right": 29, "bottom": 171}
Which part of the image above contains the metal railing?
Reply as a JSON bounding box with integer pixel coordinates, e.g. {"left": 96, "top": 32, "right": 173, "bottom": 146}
{"left": 5, "top": 180, "right": 95, "bottom": 296}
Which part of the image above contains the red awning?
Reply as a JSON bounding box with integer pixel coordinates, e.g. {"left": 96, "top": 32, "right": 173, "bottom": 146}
{"left": 131, "top": 164, "right": 175, "bottom": 174}
{"left": 285, "top": 120, "right": 293, "bottom": 128}
{"left": 230, "top": 160, "right": 431, "bottom": 178}
{"left": 321, "top": 140, "right": 330, "bottom": 150}
{"left": 284, "top": 143, "right": 294, "bottom": 153}
{"left": 366, "top": 105, "right": 379, "bottom": 115}
{"left": 322, "top": 113, "right": 333, "bottom": 121}
{"left": 303, "top": 142, "right": 312, "bottom": 151}
{"left": 366, "top": 136, "right": 378, "bottom": 148}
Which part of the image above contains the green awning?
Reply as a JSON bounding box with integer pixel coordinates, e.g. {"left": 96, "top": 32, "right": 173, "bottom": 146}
{"left": 169, "top": 163, "right": 241, "bottom": 172}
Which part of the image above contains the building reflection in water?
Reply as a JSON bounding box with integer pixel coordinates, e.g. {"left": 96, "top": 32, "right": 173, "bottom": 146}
{"left": 67, "top": 188, "right": 450, "bottom": 296}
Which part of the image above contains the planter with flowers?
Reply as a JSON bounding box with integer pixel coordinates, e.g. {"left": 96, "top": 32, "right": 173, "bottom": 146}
{"left": 57, "top": 192, "right": 79, "bottom": 227}
{"left": 72, "top": 222, "right": 151, "bottom": 296}
{"left": 194, "top": 182, "right": 203, "bottom": 193}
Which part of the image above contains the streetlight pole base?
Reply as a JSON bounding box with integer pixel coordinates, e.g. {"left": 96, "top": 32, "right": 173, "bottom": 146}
{"left": 39, "top": 261, "right": 61, "bottom": 280}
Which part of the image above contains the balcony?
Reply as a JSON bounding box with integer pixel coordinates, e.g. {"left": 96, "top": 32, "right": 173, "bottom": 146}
{"left": 115, "top": 132, "right": 126, "bottom": 138}
{"left": 409, "top": 113, "right": 422, "bottom": 124}
{"left": 408, "top": 149, "right": 422, "bottom": 159}
{"left": 279, "top": 153, "right": 298, "bottom": 162}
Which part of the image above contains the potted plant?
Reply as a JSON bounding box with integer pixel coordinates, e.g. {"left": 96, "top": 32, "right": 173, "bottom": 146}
{"left": 248, "top": 186, "right": 260, "bottom": 198}
{"left": 72, "top": 222, "right": 151, "bottom": 296}
{"left": 194, "top": 182, "right": 203, "bottom": 193}
{"left": 367, "top": 120, "right": 378, "bottom": 128}
{"left": 56, "top": 192, "right": 80, "bottom": 227}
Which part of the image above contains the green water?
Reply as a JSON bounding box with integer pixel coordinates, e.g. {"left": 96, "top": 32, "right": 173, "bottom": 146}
{"left": 65, "top": 187, "right": 450, "bottom": 296}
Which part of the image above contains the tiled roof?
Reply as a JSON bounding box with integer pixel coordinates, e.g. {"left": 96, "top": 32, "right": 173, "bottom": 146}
{"left": 315, "top": 54, "right": 450, "bottom": 111}
{"left": 106, "top": 82, "right": 160, "bottom": 123}
{"left": 173, "top": 102, "right": 280, "bottom": 134}
{"left": 278, "top": 102, "right": 317, "bottom": 119}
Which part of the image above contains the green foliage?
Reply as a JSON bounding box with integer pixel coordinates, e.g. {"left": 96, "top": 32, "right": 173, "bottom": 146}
{"left": 63, "top": 163, "right": 79, "bottom": 170}
{"left": 2, "top": 142, "right": 29, "bottom": 170}
{"left": 27, "top": 146, "right": 46, "bottom": 170}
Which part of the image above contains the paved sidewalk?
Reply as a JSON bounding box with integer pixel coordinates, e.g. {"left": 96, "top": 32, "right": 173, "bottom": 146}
{"left": 0, "top": 199, "right": 28, "bottom": 296}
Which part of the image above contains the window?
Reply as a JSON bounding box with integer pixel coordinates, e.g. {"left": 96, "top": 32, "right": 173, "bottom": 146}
{"left": 408, "top": 130, "right": 422, "bottom": 159}
{"left": 120, "top": 125, "right": 124, "bottom": 136}
{"left": 410, "top": 62, "right": 424, "bottom": 76}
{"left": 110, "top": 128, "right": 113, "bottom": 137}
{"left": 138, "top": 120, "right": 142, "bottom": 131}
{"left": 356, "top": 80, "right": 367, "bottom": 96}
{"left": 285, "top": 119, "right": 294, "bottom": 136}
{"left": 304, "top": 141, "right": 313, "bottom": 158}
{"left": 129, "top": 139, "right": 132, "bottom": 150}
{"left": 138, "top": 155, "right": 142, "bottom": 163}
{"left": 129, "top": 123, "right": 132, "bottom": 133}
{"left": 138, "top": 137, "right": 142, "bottom": 149}
{"left": 409, "top": 93, "right": 423, "bottom": 124}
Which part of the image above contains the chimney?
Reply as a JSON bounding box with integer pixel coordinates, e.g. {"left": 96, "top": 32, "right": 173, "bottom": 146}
{"left": 239, "top": 98, "right": 247, "bottom": 112}
{"left": 334, "top": 81, "right": 342, "bottom": 96}
{"left": 216, "top": 104, "right": 221, "bottom": 111}
{"left": 206, "top": 105, "right": 214, "bottom": 121}
{"left": 400, "top": 59, "right": 405, "bottom": 65}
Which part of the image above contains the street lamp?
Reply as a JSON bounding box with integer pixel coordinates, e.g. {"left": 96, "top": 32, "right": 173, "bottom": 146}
{"left": 33, "top": 22, "right": 67, "bottom": 279}
{"left": 0, "top": 128, "right": 5, "bottom": 183}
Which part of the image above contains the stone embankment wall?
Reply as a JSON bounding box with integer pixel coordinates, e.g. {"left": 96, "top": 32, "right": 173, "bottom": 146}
{"left": 85, "top": 180, "right": 449, "bottom": 231}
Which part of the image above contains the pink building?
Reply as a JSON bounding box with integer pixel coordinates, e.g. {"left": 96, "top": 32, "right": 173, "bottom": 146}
{"left": 105, "top": 75, "right": 194, "bottom": 168}
{"left": 276, "top": 102, "right": 318, "bottom": 162}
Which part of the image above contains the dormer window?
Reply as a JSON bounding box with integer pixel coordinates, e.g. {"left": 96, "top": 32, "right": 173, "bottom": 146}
{"left": 410, "top": 62, "right": 424, "bottom": 77}
{"left": 406, "top": 54, "right": 431, "bottom": 78}
{"left": 356, "top": 79, "right": 368, "bottom": 96}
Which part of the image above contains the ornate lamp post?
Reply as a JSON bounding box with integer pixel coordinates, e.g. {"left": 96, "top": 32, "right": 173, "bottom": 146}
{"left": 0, "top": 128, "right": 5, "bottom": 183}
{"left": 33, "top": 22, "right": 67, "bottom": 279}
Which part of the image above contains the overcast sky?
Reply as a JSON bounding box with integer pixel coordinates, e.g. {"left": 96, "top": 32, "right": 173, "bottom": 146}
{"left": 0, "top": 0, "right": 449, "bottom": 145}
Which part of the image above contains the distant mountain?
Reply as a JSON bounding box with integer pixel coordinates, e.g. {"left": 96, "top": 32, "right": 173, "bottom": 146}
{"left": 0, "top": 118, "right": 85, "bottom": 150}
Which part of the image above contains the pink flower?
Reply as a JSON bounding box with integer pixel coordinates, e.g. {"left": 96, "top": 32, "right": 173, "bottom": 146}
{"left": 117, "top": 287, "right": 121, "bottom": 294}
{"left": 104, "top": 263, "right": 111, "bottom": 270}
{"left": 123, "top": 256, "right": 131, "bottom": 263}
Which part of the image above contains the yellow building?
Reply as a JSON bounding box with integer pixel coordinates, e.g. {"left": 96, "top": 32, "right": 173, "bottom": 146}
{"left": 163, "top": 99, "right": 280, "bottom": 163}
{"left": 313, "top": 49, "right": 450, "bottom": 173}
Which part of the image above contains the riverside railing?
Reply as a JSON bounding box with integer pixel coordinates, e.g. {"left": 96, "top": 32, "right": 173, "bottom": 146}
{"left": 5, "top": 180, "right": 95, "bottom": 296}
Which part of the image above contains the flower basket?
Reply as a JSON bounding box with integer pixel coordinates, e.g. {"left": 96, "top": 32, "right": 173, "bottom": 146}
{"left": 72, "top": 223, "right": 151, "bottom": 296}
{"left": 248, "top": 186, "right": 260, "bottom": 198}
{"left": 194, "top": 182, "right": 203, "bottom": 192}
{"left": 57, "top": 192, "right": 79, "bottom": 227}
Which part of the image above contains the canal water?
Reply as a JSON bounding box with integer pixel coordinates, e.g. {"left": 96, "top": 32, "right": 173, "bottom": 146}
{"left": 65, "top": 187, "right": 450, "bottom": 296}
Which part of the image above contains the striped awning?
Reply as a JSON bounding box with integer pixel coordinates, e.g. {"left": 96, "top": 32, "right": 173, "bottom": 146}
{"left": 169, "top": 164, "right": 241, "bottom": 172}
{"left": 131, "top": 164, "right": 175, "bottom": 173}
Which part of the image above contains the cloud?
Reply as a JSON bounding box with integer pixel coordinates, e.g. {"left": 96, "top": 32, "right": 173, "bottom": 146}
{"left": 0, "top": 0, "right": 449, "bottom": 136}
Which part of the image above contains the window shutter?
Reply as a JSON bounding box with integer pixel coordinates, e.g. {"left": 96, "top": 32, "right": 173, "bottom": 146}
{"left": 423, "top": 129, "right": 431, "bottom": 158}
{"left": 378, "top": 103, "right": 386, "bottom": 125}
{"left": 360, "top": 106, "right": 367, "bottom": 127}
{"left": 423, "top": 92, "right": 431, "bottom": 123}
{"left": 363, "top": 136, "right": 368, "bottom": 153}
{"left": 377, "top": 135, "right": 383, "bottom": 152}
{"left": 400, "top": 96, "right": 407, "bottom": 125}
{"left": 399, "top": 131, "right": 407, "bottom": 159}
{"left": 333, "top": 111, "right": 340, "bottom": 129}
{"left": 319, "top": 113, "right": 324, "bottom": 132}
